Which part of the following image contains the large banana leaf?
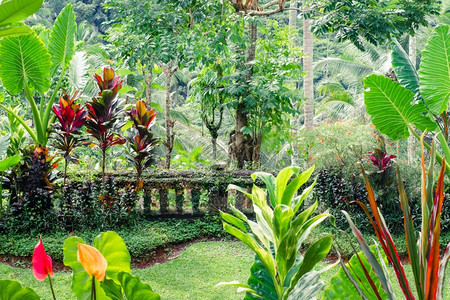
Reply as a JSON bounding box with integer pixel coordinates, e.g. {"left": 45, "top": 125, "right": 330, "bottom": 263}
{"left": 391, "top": 37, "right": 420, "bottom": 99}
{"left": 0, "top": 33, "right": 51, "bottom": 94}
{"left": 364, "top": 74, "right": 436, "bottom": 140}
{"left": 0, "top": 0, "right": 43, "bottom": 26}
{"left": 48, "top": 4, "right": 76, "bottom": 75}
{"left": 419, "top": 25, "right": 450, "bottom": 114}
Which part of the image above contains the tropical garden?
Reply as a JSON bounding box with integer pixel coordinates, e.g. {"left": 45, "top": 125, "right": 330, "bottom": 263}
{"left": 0, "top": 0, "right": 449, "bottom": 299}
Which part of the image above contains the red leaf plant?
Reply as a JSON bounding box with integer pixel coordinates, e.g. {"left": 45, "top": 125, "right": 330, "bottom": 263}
{"left": 85, "top": 67, "right": 126, "bottom": 180}
{"left": 51, "top": 90, "right": 87, "bottom": 185}
{"left": 125, "top": 100, "right": 159, "bottom": 190}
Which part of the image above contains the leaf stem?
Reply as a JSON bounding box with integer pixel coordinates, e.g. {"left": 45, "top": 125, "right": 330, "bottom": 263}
{"left": 91, "top": 276, "right": 96, "bottom": 300}
{"left": 48, "top": 275, "right": 56, "bottom": 300}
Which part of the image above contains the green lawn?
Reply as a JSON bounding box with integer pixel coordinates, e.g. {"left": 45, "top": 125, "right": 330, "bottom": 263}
{"left": 1, "top": 241, "right": 449, "bottom": 299}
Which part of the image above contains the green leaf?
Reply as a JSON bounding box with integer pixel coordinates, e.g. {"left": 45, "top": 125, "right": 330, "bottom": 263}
{"left": 364, "top": 74, "right": 436, "bottom": 140}
{"left": 243, "top": 256, "right": 278, "bottom": 300}
{"left": 93, "top": 231, "right": 131, "bottom": 281}
{"left": 391, "top": 37, "right": 420, "bottom": 98}
{"left": 48, "top": 4, "right": 76, "bottom": 75}
{"left": 0, "top": 24, "right": 31, "bottom": 38}
{"left": 0, "top": 280, "right": 40, "bottom": 300}
{"left": 118, "top": 272, "right": 160, "bottom": 300}
{"left": 251, "top": 172, "right": 276, "bottom": 207}
{"left": 419, "top": 25, "right": 450, "bottom": 114}
{"left": 0, "top": 154, "right": 20, "bottom": 172}
{"left": 0, "top": 134, "right": 10, "bottom": 158}
{"left": 0, "top": 93, "right": 4, "bottom": 103}
{"left": 281, "top": 165, "right": 314, "bottom": 208}
{"left": 275, "top": 167, "right": 299, "bottom": 205}
{"left": 0, "top": 0, "right": 43, "bottom": 26}
{"left": 0, "top": 33, "right": 51, "bottom": 94}
{"left": 101, "top": 279, "right": 123, "bottom": 300}
{"left": 286, "top": 264, "right": 338, "bottom": 300}
{"left": 289, "top": 236, "right": 332, "bottom": 290}
{"left": 322, "top": 246, "right": 390, "bottom": 300}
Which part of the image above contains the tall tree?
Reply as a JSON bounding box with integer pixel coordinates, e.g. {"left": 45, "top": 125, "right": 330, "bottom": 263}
{"left": 303, "top": 10, "right": 314, "bottom": 129}
{"left": 227, "top": 0, "right": 299, "bottom": 168}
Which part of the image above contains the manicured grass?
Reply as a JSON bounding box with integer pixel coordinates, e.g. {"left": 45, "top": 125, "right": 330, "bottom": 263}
{"left": 2, "top": 240, "right": 449, "bottom": 299}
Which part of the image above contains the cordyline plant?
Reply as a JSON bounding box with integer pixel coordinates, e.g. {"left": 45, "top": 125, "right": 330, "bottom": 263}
{"left": 126, "top": 100, "right": 159, "bottom": 190}
{"left": 51, "top": 90, "right": 87, "bottom": 185}
{"left": 368, "top": 136, "right": 396, "bottom": 172}
{"left": 85, "top": 67, "right": 126, "bottom": 180}
{"left": 340, "top": 136, "right": 450, "bottom": 300}
{"left": 218, "top": 166, "right": 337, "bottom": 300}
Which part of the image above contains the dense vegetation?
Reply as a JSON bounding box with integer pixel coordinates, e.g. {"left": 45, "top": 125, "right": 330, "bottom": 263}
{"left": 0, "top": 0, "right": 449, "bottom": 299}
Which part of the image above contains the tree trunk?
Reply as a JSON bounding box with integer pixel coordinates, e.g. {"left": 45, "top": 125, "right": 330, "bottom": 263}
{"left": 144, "top": 67, "right": 153, "bottom": 106}
{"left": 303, "top": 16, "right": 314, "bottom": 129}
{"left": 162, "top": 62, "right": 177, "bottom": 169}
{"left": 212, "top": 135, "right": 217, "bottom": 160}
{"left": 289, "top": 1, "right": 298, "bottom": 166}
{"left": 234, "top": 20, "right": 257, "bottom": 169}
{"left": 235, "top": 103, "right": 248, "bottom": 169}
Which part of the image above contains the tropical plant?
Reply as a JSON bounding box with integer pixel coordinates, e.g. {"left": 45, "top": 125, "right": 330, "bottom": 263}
{"left": 85, "top": 67, "right": 126, "bottom": 180}
{"left": 0, "top": 4, "right": 77, "bottom": 146}
{"left": 51, "top": 90, "right": 87, "bottom": 185}
{"left": 362, "top": 25, "right": 450, "bottom": 169}
{"left": 125, "top": 99, "right": 159, "bottom": 189}
{"left": 0, "top": 0, "right": 43, "bottom": 39}
{"left": 339, "top": 137, "right": 450, "bottom": 300}
{"left": 218, "top": 166, "right": 336, "bottom": 299}
{"left": 172, "top": 145, "right": 210, "bottom": 170}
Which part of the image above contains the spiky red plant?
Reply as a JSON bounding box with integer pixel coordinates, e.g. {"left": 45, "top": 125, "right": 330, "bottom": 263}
{"left": 51, "top": 90, "right": 87, "bottom": 185}
{"left": 85, "top": 67, "right": 125, "bottom": 180}
{"left": 125, "top": 100, "right": 159, "bottom": 189}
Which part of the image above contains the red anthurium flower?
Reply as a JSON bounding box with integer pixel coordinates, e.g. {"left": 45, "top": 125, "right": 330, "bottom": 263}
{"left": 32, "top": 237, "right": 54, "bottom": 281}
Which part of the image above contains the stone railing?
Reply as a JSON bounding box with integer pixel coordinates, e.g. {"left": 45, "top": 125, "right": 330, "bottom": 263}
{"left": 67, "top": 170, "right": 263, "bottom": 215}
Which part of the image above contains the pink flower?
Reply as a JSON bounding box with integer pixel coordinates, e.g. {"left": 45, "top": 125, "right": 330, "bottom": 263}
{"left": 32, "top": 237, "right": 54, "bottom": 281}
